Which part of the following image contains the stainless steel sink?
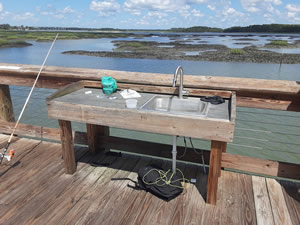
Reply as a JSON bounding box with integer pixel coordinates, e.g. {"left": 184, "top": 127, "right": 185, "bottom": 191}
{"left": 140, "top": 95, "right": 209, "bottom": 116}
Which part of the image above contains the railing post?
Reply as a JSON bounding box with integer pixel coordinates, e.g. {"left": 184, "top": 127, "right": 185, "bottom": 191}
{"left": 0, "top": 84, "right": 15, "bottom": 122}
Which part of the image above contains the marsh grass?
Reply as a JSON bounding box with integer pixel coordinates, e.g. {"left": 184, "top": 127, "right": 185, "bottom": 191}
{"left": 270, "top": 40, "right": 288, "bottom": 46}
{"left": 230, "top": 48, "right": 245, "bottom": 54}
{"left": 0, "top": 38, "right": 30, "bottom": 47}
{"left": 0, "top": 30, "right": 131, "bottom": 43}
{"left": 0, "top": 39, "right": 9, "bottom": 46}
{"left": 126, "top": 42, "right": 144, "bottom": 48}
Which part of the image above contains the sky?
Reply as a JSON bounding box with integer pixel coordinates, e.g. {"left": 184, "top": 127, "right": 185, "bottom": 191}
{"left": 0, "top": 0, "right": 300, "bottom": 29}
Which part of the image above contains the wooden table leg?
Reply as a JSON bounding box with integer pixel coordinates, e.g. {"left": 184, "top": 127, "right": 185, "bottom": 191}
{"left": 206, "top": 140, "right": 226, "bottom": 205}
{"left": 219, "top": 142, "right": 227, "bottom": 177}
{"left": 58, "top": 120, "right": 76, "bottom": 174}
{"left": 86, "top": 124, "right": 109, "bottom": 154}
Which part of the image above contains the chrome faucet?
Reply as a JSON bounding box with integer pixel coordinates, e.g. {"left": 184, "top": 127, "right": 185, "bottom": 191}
{"left": 172, "top": 66, "right": 189, "bottom": 99}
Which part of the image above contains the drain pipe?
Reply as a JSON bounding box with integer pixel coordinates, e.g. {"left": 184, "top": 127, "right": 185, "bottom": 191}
{"left": 172, "top": 135, "right": 177, "bottom": 173}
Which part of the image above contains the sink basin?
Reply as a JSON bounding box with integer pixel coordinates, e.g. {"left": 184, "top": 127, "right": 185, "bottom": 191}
{"left": 140, "top": 95, "right": 209, "bottom": 116}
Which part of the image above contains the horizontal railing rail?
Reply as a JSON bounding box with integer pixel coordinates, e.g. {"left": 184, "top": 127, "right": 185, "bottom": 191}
{"left": 1, "top": 63, "right": 300, "bottom": 111}
{"left": 0, "top": 63, "right": 299, "bottom": 181}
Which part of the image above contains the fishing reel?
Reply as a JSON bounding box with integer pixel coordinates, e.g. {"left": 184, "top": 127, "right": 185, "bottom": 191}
{"left": 0, "top": 149, "right": 15, "bottom": 162}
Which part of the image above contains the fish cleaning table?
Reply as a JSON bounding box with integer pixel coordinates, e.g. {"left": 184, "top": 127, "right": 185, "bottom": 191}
{"left": 47, "top": 81, "right": 236, "bottom": 205}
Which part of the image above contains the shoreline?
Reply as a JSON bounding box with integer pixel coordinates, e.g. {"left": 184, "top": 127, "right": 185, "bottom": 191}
{"left": 62, "top": 40, "right": 300, "bottom": 64}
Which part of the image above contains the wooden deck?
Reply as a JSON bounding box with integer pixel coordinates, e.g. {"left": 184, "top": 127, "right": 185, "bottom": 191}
{"left": 0, "top": 134, "right": 299, "bottom": 225}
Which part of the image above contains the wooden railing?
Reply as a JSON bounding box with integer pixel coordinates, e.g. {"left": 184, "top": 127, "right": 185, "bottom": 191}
{"left": 0, "top": 63, "right": 299, "bottom": 181}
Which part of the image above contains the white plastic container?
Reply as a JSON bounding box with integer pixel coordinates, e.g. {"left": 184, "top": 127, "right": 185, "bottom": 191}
{"left": 126, "top": 99, "right": 137, "bottom": 109}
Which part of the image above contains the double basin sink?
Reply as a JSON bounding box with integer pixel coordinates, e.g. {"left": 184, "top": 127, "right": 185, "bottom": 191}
{"left": 140, "top": 95, "right": 209, "bottom": 117}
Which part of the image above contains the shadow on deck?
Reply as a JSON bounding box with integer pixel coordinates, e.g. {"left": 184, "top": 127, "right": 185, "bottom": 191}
{"left": 0, "top": 134, "right": 299, "bottom": 225}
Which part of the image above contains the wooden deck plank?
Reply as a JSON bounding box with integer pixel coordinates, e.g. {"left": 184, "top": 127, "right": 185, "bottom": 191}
{"left": 133, "top": 161, "right": 186, "bottom": 225}
{"left": 0, "top": 145, "right": 88, "bottom": 224}
{"left": 125, "top": 160, "right": 171, "bottom": 225}
{"left": 48, "top": 153, "right": 129, "bottom": 225}
{"left": 91, "top": 157, "right": 152, "bottom": 225}
{"left": 0, "top": 138, "right": 40, "bottom": 173}
{"left": 58, "top": 155, "right": 140, "bottom": 225}
{"left": 0, "top": 137, "right": 299, "bottom": 225}
{"left": 280, "top": 180, "right": 300, "bottom": 225}
{"left": 169, "top": 165, "right": 202, "bottom": 225}
{"left": 252, "top": 176, "right": 275, "bottom": 225}
{"left": 201, "top": 171, "right": 257, "bottom": 225}
{"left": 183, "top": 167, "right": 207, "bottom": 225}
{"left": 114, "top": 159, "right": 164, "bottom": 225}
{"left": 238, "top": 173, "right": 257, "bottom": 225}
{"left": 0, "top": 143, "right": 62, "bottom": 205}
{"left": 27, "top": 151, "right": 109, "bottom": 224}
{"left": 0, "top": 134, "right": 18, "bottom": 149}
{"left": 31, "top": 154, "right": 120, "bottom": 225}
{"left": 74, "top": 156, "right": 142, "bottom": 225}
{"left": 148, "top": 163, "right": 189, "bottom": 225}
{"left": 266, "top": 178, "right": 293, "bottom": 225}
{"left": 219, "top": 171, "right": 242, "bottom": 225}
{"left": 0, "top": 141, "right": 62, "bottom": 189}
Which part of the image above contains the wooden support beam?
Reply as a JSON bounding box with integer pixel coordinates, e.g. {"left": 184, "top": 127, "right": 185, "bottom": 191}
{"left": 86, "top": 124, "right": 109, "bottom": 154}
{"left": 0, "top": 120, "right": 300, "bottom": 180}
{"left": 58, "top": 120, "right": 76, "bottom": 174}
{"left": 0, "top": 121, "right": 210, "bottom": 164}
{"left": 221, "top": 153, "right": 300, "bottom": 180}
{"left": 207, "top": 141, "right": 224, "bottom": 205}
{"left": 97, "top": 135, "right": 211, "bottom": 165}
{"left": 0, "top": 85, "right": 15, "bottom": 122}
{"left": 219, "top": 142, "right": 227, "bottom": 177}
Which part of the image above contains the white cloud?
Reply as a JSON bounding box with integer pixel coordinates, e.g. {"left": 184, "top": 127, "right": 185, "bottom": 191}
{"left": 90, "top": 0, "right": 120, "bottom": 16}
{"left": 207, "top": 5, "right": 216, "bottom": 11}
{"left": 241, "top": 0, "right": 282, "bottom": 13}
{"left": 192, "top": 9, "right": 204, "bottom": 17}
{"left": 13, "top": 12, "right": 34, "bottom": 21}
{"left": 124, "top": 0, "right": 185, "bottom": 12}
{"left": 286, "top": 4, "right": 300, "bottom": 12}
{"left": 0, "top": 3, "right": 3, "bottom": 12}
{"left": 147, "top": 11, "right": 168, "bottom": 19}
{"left": 286, "top": 4, "right": 300, "bottom": 22}
{"left": 187, "top": 0, "right": 207, "bottom": 3}
{"left": 124, "top": 0, "right": 207, "bottom": 19}
{"left": 54, "top": 14, "right": 64, "bottom": 19}
{"left": 59, "top": 6, "right": 75, "bottom": 14}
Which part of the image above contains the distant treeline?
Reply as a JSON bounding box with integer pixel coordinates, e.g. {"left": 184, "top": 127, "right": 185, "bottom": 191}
{"left": 1, "top": 23, "right": 300, "bottom": 33}
{"left": 224, "top": 24, "right": 300, "bottom": 33}
{"left": 170, "top": 26, "right": 223, "bottom": 33}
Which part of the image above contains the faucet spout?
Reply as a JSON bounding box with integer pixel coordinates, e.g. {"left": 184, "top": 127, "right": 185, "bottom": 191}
{"left": 172, "top": 66, "right": 188, "bottom": 99}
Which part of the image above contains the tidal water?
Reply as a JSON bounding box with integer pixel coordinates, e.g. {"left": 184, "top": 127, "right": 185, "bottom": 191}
{"left": 0, "top": 34, "right": 299, "bottom": 165}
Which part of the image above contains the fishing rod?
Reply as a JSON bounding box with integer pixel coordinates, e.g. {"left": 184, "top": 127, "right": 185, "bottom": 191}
{"left": 0, "top": 33, "right": 59, "bottom": 164}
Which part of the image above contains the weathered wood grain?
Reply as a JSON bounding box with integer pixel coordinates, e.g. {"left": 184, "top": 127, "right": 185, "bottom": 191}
{"left": 86, "top": 124, "right": 109, "bottom": 154}
{"left": 1, "top": 63, "right": 300, "bottom": 111}
{"left": 0, "top": 136, "right": 298, "bottom": 225}
{"left": 266, "top": 178, "right": 293, "bottom": 225}
{"left": 58, "top": 120, "right": 76, "bottom": 174}
{"left": 91, "top": 157, "right": 152, "bottom": 225}
{"left": 280, "top": 180, "right": 300, "bottom": 225}
{"left": 33, "top": 153, "right": 124, "bottom": 225}
{"left": 252, "top": 176, "right": 275, "bottom": 225}
{"left": 207, "top": 141, "right": 224, "bottom": 205}
{"left": 0, "top": 147, "right": 89, "bottom": 224}
{"left": 65, "top": 156, "right": 140, "bottom": 225}
{"left": 48, "top": 101, "right": 235, "bottom": 142}
{"left": 0, "top": 85, "right": 14, "bottom": 122}
{"left": 1, "top": 63, "right": 300, "bottom": 95}
{"left": 221, "top": 153, "right": 300, "bottom": 180}
{"left": 238, "top": 173, "right": 257, "bottom": 225}
{"left": 169, "top": 165, "right": 203, "bottom": 225}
